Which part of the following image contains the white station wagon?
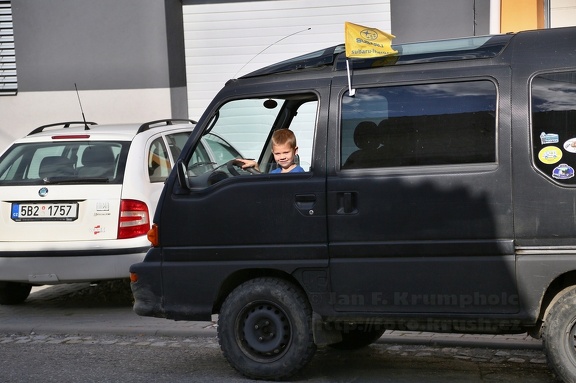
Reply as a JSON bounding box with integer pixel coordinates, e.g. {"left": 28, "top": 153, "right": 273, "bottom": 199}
{"left": 0, "top": 119, "right": 204, "bottom": 304}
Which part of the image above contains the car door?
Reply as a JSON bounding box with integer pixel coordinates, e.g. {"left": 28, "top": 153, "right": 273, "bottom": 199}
{"left": 157, "top": 83, "right": 331, "bottom": 315}
{"left": 326, "top": 65, "right": 519, "bottom": 316}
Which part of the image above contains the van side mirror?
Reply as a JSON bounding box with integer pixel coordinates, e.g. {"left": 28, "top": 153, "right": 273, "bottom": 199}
{"left": 176, "top": 159, "right": 190, "bottom": 191}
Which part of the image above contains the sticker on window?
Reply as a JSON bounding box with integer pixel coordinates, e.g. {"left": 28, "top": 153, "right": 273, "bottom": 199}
{"left": 552, "top": 164, "right": 575, "bottom": 180}
{"left": 538, "top": 146, "right": 563, "bottom": 164}
{"left": 540, "top": 132, "right": 559, "bottom": 145}
{"left": 563, "top": 138, "right": 576, "bottom": 153}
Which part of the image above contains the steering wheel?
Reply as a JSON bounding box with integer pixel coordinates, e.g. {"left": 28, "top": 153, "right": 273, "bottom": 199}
{"left": 226, "top": 159, "right": 261, "bottom": 176}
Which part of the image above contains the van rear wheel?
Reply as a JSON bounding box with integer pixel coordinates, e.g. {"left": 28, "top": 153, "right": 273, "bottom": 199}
{"left": 542, "top": 285, "right": 576, "bottom": 382}
{"left": 0, "top": 282, "right": 32, "bottom": 305}
{"left": 218, "top": 278, "right": 316, "bottom": 380}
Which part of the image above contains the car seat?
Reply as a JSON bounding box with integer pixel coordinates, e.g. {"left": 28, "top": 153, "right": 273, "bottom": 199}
{"left": 342, "top": 121, "right": 381, "bottom": 169}
{"left": 77, "top": 146, "right": 116, "bottom": 178}
{"left": 38, "top": 155, "right": 75, "bottom": 179}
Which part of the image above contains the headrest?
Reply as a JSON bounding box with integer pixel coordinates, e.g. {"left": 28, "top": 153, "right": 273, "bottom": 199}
{"left": 82, "top": 146, "right": 115, "bottom": 166}
{"left": 353, "top": 121, "right": 379, "bottom": 150}
{"left": 39, "top": 156, "right": 74, "bottom": 178}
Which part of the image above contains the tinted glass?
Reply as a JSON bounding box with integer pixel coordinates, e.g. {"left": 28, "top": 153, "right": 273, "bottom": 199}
{"left": 532, "top": 71, "right": 576, "bottom": 185}
{"left": 341, "top": 80, "right": 497, "bottom": 169}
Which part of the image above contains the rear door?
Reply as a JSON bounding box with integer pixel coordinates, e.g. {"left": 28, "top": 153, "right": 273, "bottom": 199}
{"left": 326, "top": 65, "right": 519, "bottom": 316}
{"left": 0, "top": 140, "right": 127, "bottom": 243}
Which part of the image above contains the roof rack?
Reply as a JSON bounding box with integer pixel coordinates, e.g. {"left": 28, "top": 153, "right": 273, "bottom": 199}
{"left": 242, "top": 33, "right": 514, "bottom": 78}
{"left": 137, "top": 119, "right": 197, "bottom": 134}
{"left": 28, "top": 121, "right": 98, "bottom": 136}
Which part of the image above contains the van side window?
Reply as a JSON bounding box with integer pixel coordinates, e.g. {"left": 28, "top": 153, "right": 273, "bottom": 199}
{"left": 340, "top": 81, "right": 497, "bottom": 169}
{"left": 185, "top": 95, "right": 318, "bottom": 189}
{"left": 531, "top": 71, "right": 576, "bottom": 185}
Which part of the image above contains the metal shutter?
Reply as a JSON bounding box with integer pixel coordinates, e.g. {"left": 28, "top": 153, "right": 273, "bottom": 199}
{"left": 183, "top": 0, "right": 391, "bottom": 119}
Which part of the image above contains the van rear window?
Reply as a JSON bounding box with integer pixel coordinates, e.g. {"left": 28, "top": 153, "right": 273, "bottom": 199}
{"left": 340, "top": 80, "right": 497, "bottom": 169}
{"left": 532, "top": 71, "right": 576, "bottom": 185}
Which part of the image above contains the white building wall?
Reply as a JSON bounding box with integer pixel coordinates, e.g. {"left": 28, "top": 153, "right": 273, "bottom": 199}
{"left": 183, "top": 0, "right": 392, "bottom": 120}
{"left": 0, "top": 89, "right": 172, "bottom": 153}
{"left": 551, "top": 0, "right": 576, "bottom": 27}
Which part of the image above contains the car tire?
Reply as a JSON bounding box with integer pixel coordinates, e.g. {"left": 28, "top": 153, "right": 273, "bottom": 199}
{"left": 0, "top": 282, "right": 32, "bottom": 305}
{"left": 328, "top": 324, "right": 386, "bottom": 350}
{"left": 218, "top": 277, "right": 316, "bottom": 380}
{"left": 542, "top": 285, "right": 576, "bottom": 382}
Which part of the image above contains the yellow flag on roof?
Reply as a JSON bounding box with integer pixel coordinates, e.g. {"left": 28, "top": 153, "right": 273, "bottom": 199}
{"left": 345, "top": 22, "right": 397, "bottom": 58}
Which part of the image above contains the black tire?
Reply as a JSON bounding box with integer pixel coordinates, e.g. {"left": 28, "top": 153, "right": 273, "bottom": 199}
{"left": 218, "top": 278, "right": 316, "bottom": 380}
{"left": 543, "top": 285, "right": 576, "bottom": 382}
{"left": 0, "top": 282, "right": 32, "bottom": 305}
{"left": 329, "top": 323, "right": 385, "bottom": 350}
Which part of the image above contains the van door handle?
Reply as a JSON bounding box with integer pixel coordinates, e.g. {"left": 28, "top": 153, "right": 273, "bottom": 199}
{"left": 295, "top": 194, "right": 316, "bottom": 214}
{"left": 337, "top": 192, "right": 357, "bottom": 214}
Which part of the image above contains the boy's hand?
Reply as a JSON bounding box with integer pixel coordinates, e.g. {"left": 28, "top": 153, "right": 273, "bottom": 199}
{"left": 235, "top": 158, "right": 260, "bottom": 172}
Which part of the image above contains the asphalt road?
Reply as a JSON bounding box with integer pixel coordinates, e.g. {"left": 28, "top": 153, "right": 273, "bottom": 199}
{"left": 0, "top": 332, "right": 556, "bottom": 383}
{"left": 0, "top": 282, "right": 558, "bottom": 382}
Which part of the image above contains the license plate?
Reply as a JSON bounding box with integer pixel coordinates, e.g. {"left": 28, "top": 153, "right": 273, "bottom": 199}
{"left": 11, "top": 202, "right": 79, "bottom": 222}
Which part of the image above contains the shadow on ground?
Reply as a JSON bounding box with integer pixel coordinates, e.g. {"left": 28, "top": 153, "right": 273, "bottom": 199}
{"left": 27, "top": 280, "right": 133, "bottom": 308}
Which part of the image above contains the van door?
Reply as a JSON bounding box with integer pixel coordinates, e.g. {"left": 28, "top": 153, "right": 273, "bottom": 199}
{"left": 326, "top": 66, "right": 519, "bottom": 317}
{"left": 157, "top": 87, "right": 330, "bottom": 317}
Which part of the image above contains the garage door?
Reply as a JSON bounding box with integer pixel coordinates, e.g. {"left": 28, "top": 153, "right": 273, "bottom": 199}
{"left": 183, "top": 0, "right": 391, "bottom": 120}
{"left": 551, "top": 0, "right": 576, "bottom": 28}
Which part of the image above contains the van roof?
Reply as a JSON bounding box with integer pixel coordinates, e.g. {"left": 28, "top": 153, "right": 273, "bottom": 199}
{"left": 242, "top": 33, "right": 514, "bottom": 78}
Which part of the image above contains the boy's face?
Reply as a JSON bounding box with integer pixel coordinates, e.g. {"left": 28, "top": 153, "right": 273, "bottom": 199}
{"left": 272, "top": 142, "right": 298, "bottom": 170}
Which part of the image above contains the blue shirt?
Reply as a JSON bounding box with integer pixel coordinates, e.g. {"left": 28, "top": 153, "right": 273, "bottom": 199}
{"left": 271, "top": 165, "right": 305, "bottom": 173}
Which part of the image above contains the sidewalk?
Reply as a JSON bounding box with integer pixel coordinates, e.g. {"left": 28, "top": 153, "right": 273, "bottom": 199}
{"left": 0, "top": 282, "right": 543, "bottom": 351}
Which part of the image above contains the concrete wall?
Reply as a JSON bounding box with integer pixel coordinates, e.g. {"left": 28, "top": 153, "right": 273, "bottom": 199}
{"left": 0, "top": 0, "right": 187, "bottom": 152}
{"left": 391, "top": 0, "right": 491, "bottom": 43}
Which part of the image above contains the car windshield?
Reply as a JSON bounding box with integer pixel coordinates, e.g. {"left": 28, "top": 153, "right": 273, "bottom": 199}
{"left": 0, "top": 141, "right": 129, "bottom": 185}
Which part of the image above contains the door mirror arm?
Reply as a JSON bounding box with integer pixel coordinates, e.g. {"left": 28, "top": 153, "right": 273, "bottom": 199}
{"left": 176, "top": 159, "right": 190, "bottom": 192}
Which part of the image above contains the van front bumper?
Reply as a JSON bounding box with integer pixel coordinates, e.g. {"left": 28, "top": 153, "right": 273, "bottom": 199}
{"left": 130, "top": 261, "right": 165, "bottom": 319}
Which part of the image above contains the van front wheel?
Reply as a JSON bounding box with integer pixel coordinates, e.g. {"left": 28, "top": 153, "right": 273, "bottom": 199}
{"left": 218, "top": 278, "right": 316, "bottom": 380}
{"left": 543, "top": 285, "right": 576, "bottom": 382}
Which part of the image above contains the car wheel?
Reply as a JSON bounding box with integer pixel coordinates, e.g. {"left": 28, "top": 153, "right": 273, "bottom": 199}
{"left": 543, "top": 285, "right": 576, "bottom": 382}
{"left": 329, "top": 324, "right": 385, "bottom": 350}
{"left": 0, "top": 282, "right": 32, "bottom": 305}
{"left": 218, "top": 277, "right": 316, "bottom": 380}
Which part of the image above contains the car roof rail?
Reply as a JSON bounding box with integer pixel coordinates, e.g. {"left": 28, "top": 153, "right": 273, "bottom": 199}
{"left": 28, "top": 121, "right": 98, "bottom": 136}
{"left": 137, "top": 119, "right": 197, "bottom": 134}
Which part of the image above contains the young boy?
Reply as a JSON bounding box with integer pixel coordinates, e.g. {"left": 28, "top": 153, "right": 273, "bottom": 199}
{"left": 237, "top": 129, "right": 305, "bottom": 173}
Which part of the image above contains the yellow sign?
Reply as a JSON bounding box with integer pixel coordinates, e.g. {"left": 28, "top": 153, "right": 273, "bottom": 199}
{"left": 345, "top": 22, "right": 397, "bottom": 59}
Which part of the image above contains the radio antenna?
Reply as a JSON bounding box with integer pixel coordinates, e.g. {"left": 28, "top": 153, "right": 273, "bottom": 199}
{"left": 74, "top": 83, "right": 90, "bottom": 130}
{"left": 234, "top": 27, "right": 311, "bottom": 78}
